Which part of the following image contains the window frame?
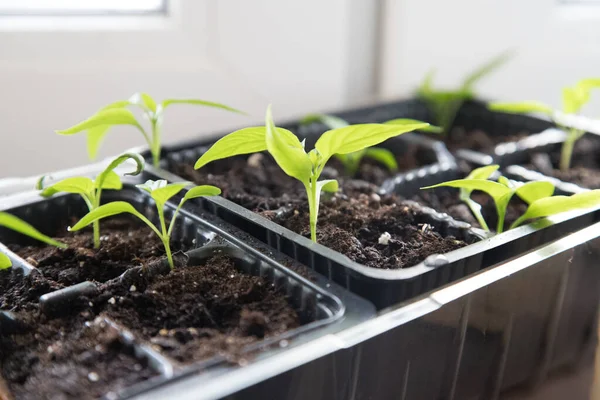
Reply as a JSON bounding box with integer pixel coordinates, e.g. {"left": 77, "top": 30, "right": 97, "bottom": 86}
{"left": 0, "top": 0, "right": 167, "bottom": 16}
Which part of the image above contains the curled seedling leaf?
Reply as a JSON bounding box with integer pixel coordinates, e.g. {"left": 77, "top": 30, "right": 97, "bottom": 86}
{"left": 37, "top": 152, "right": 145, "bottom": 248}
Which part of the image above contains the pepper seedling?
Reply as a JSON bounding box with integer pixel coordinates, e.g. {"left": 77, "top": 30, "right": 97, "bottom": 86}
{"left": 417, "top": 50, "right": 513, "bottom": 135}
{"left": 68, "top": 180, "right": 221, "bottom": 269}
{"left": 56, "top": 93, "right": 244, "bottom": 167}
{"left": 0, "top": 212, "right": 67, "bottom": 269}
{"left": 488, "top": 77, "right": 600, "bottom": 172}
{"left": 300, "top": 114, "right": 439, "bottom": 176}
{"left": 422, "top": 165, "right": 600, "bottom": 232}
{"left": 36, "top": 153, "right": 145, "bottom": 249}
{"left": 195, "top": 106, "right": 430, "bottom": 242}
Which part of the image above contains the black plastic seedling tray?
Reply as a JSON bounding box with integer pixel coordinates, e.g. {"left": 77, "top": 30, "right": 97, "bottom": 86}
{"left": 146, "top": 160, "right": 600, "bottom": 312}
{"left": 135, "top": 220, "right": 600, "bottom": 400}
{"left": 0, "top": 186, "right": 375, "bottom": 400}
{"left": 138, "top": 98, "right": 600, "bottom": 310}
{"left": 297, "top": 97, "right": 556, "bottom": 168}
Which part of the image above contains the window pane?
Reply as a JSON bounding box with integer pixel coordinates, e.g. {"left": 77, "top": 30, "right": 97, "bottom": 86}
{"left": 0, "top": 0, "right": 166, "bottom": 15}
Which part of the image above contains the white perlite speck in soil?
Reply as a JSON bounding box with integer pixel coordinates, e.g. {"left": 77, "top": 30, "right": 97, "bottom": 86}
{"left": 378, "top": 232, "right": 392, "bottom": 245}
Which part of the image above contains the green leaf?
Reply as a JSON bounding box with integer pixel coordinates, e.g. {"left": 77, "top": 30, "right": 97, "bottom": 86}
{"left": 315, "top": 123, "right": 429, "bottom": 163}
{"left": 459, "top": 165, "right": 500, "bottom": 201}
{"left": 0, "top": 212, "right": 67, "bottom": 248}
{"left": 136, "top": 179, "right": 168, "bottom": 194}
{"left": 86, "top": 125, "right": 112, "bottom": 160}
{"left": 562, "top": 86, "right": 589, "bottom": 115}
{"left": 488, "top": 101, "right": 554, "bottom": 115}
{"left": 39, "top": 177, "right": 94, "bottom": 197}
{"left": 161, "top": 99, "right": 245, "bottom": 115}
{"left": 129, "top": 92, "right": 157, "bottom": 113}
{"left": 576, "top": 77, "right": 600, "bottom": 91}
{"left": 463, "top": 50, "right": 514, "bottom": 90}
{"left": 423, "top": 179, "right": 512, "bottom": 200}
{"left": 317, "top": 179, "right": 339, "bottom": 193}
{"left": 151, "top": 183, "right": 189, "bottom": 205}
{"left": 95, "top": 152, "right": 145, "bottom": 190}
{"left": 100, "top": 100, "right": 133, "bottom": 111}
{"left": 515, "top": 181, "right": 555, "bottom": 205}
{"left": 69, "top": 202, "right": 161, "bottom": 238}
{"left": 363, "top": 147, "right": 398, "bottom": 172}
{"left": 265, "top": 106, "right": 312, "bottom": 183}
{"left": 466, "top": 165, "right": 499, "bottom": 180}
{"left": 498, "top": 176, "right": 514, "bottom": 189}
{"left": 384, "top": 118, "right": 443, "bottom": 133}
{"left": 182, "top": 185, "right": 222, "bottom": 201}
{"left": 56, "top": 108, "right": 142, "bottom": 136}
{"left": 136, "top": 180, "right": 190, "bottom": 206}
{"left": 56, "top": 108, "right": 145, "bottom": 161}
{"left": 511, "top": 190, "right": 600, "bottom": 229}
{"left": 494, "top": 191, "right": 515, "bottom": 233}
{"left": 194, "top": 127, "right": 272, "bottom": 169}
{"left": 95, "top": 171, "right": 122, "bottom": 190}
{"left": 300, "top": 114, "right": 348, "bottom": 130}
{"left": 417, "top": 69, "right": 436, "bottom": 94}
{"left": 0, "top": 253, "right": 10, "bottom": 269}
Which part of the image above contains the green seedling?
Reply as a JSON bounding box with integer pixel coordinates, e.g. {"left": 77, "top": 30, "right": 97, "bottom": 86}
{"left": 69, "top": 179, "right": 221, "bottom": 270}
{"left": 417, "top": 50, "right": 513, "bottom": 135}
{"left": 300, "top": 114, "right": 440, "bottom": 176}
{"left": 0, "top": 212, "right": 67, "bottom": 269}
{"left": 195, "top": 106, "right": 429, "bottom": 242}
{"left": 36, "top": 153, "right": 144, "bottom": 249}
{"left": 423, "top": 165, "right": 600, "bottom": 232}
{"left": 56, "top": 93, "right": 244, "bottom": 167}
{"left": 488, "top": 77, "right": 600, "bottom": 172}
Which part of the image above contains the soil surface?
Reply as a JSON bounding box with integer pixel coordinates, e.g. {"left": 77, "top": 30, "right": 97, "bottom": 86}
{"left": 1, "top": 314, "right": 157, "bottom": 400}
{"left": 526, "top": 137, "right": 600, "bottom": 189}
{"left": 442, "top": 128, "right": 529, "bottom": 153}
{"left": 0, "top": 268, "right": 60, "bottom": 312}
{"left": 9, "top": 219, "right": 186, "bottom": 286}
{"left": 267, "top": 188, "right": 472, "bottom": 270}
{"left": 1, "top": 254, "right": 301, "bottom": 399}
{"left": 171, "top": 146, "right": 432, "bottom": 211}
{"left": 100, "top": 254, "right": 300, "bottom": 364}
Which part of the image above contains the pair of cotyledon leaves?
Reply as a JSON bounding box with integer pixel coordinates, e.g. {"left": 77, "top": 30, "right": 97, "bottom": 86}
{"left": 424, "top": 165, "right": 600, "bottom": 232}
{"left": 194, "top": 106, "right": 431, "bottom": 193}
{"left": 56, "top": 93, "right": 244, "bottom": 161}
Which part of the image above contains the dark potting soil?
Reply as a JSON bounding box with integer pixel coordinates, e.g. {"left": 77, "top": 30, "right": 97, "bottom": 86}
{"left": 99, "top": 254, "right": 300, "bottom": 364}
{"left": 0, "top": 268, "right": 61, "bottom": 312}
{"left": 0, "top": 314, "right": 157, "bottom": 400}
{"left": 170, "top": 147, "right": 431, "bottom": 210}
{"left": 9, "top": 219, "right": 186, "bottom": 286}
{"left": 0, "top": 255, "right": 300, "bottom": 398}
{"left": 443, "top": 127, "right": 529, "bottom": 153}
{"left": 526, "top": 136, "right": 600, "bottom": 189}
{"left": 266, "top": 189, "right": 470, "bottom": 270}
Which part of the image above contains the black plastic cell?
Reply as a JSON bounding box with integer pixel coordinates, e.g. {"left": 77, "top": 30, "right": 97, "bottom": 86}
{"left": 0, "top": 186, "right": 374, "bottom": 399}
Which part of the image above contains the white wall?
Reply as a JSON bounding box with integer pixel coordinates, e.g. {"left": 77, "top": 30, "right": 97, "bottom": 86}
{"left": 0, "top": 0, "right": 380, "bottom": 178}
{"left": 380, "top": 0, "right": 600, "bottom": 111}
